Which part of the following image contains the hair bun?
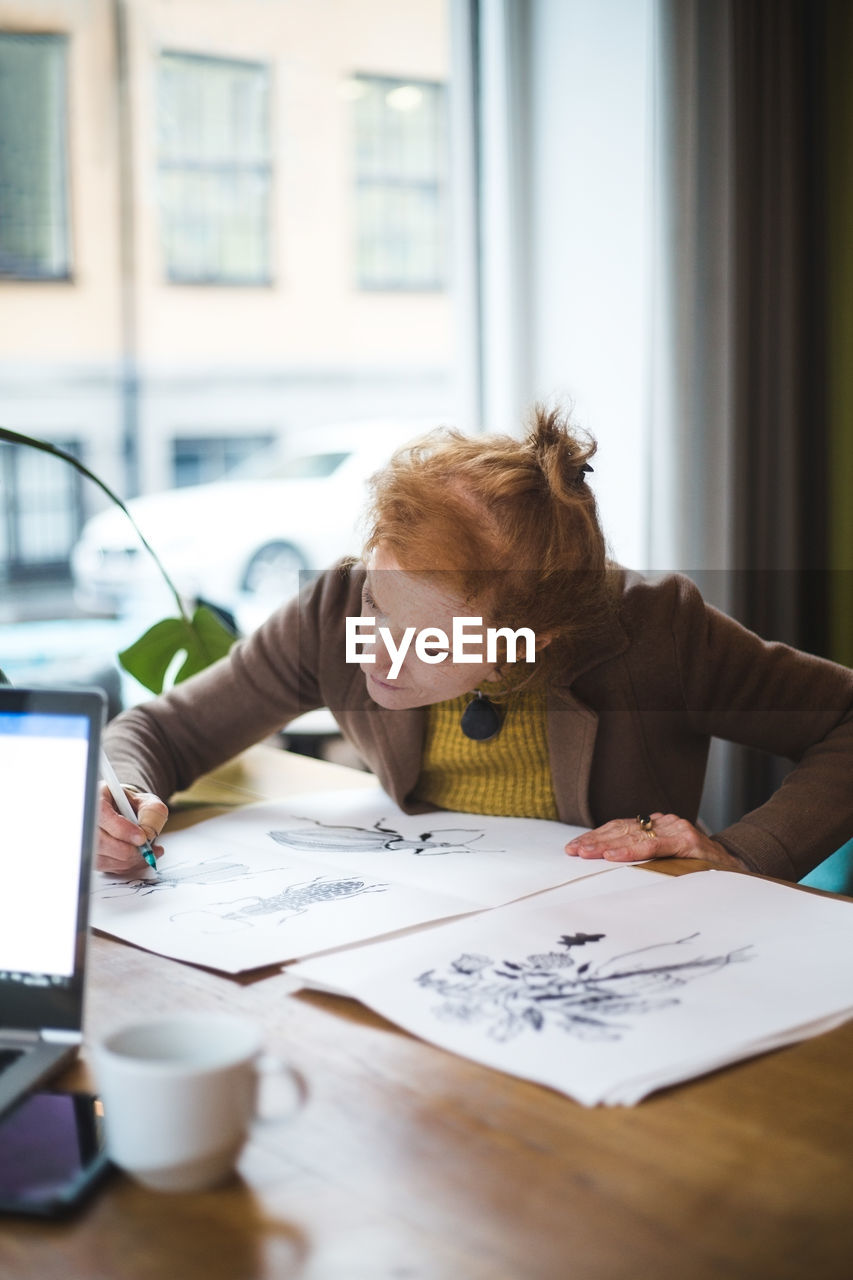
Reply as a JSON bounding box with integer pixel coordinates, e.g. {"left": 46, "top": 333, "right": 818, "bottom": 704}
{"left": 528, "top": 404, "right": 597, "bottom": 498}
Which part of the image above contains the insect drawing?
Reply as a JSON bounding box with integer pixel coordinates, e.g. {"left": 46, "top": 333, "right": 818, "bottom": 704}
{"left": 170, "top": 874, "right": 389, "bottom": 933}
{"left": 416, "top": 931, "right": 754, "bottom": 1043}
{"left": 98, "top": 856, "right": 268, "bottom": 898}
{"left": 267, "top": 815, "right": 501, "bottom": 857}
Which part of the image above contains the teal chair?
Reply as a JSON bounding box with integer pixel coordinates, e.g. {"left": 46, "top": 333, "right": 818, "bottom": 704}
{"left": 799, "top": 839, "right": 853, "bottom": 894}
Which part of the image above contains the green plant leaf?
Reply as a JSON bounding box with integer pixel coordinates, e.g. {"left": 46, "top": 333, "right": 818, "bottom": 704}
{"left": 118, "top": 605, "right": 237, "bottom": 695}
{"left": 1, "top": 425, "right": 239, "bottom": 691}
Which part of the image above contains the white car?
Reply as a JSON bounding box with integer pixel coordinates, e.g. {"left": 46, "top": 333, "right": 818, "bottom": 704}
{"left": 71, "top": 422, "right": 435, "bottom": 632}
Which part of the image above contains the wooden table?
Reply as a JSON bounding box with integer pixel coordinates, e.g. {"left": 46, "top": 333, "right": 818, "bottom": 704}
{"left": 2, "top": 745, "right": 852, "bottom": 1280}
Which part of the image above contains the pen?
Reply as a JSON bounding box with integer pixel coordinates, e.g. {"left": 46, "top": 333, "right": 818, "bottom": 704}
{"left": 99, "top": 749, "right": 159, "bottom": 873}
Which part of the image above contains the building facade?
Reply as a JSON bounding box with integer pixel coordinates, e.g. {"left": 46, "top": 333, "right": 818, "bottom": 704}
{"left": 0, "top": 0, "right": 454, "bottom": 580}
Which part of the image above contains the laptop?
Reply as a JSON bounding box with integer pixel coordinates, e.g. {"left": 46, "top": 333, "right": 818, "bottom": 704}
{"left": 0, "top": 687, "right": 105, "bottom": 1119}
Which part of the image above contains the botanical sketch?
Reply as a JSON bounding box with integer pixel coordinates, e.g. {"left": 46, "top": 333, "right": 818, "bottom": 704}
{"left": 170, "top": 874, "right": 389, "bottom": 933}
{"left": 268, "top": 815, "right": 501, "bottom": 857}
{"left": 416, "top": 931, "right": 754, "bottom": 1043}
{"left": 288, "top": 869, "right": 853, "bottom": 1104}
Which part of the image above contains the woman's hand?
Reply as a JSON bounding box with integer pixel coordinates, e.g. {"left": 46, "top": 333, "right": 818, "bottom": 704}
{"left": 565, "top": 812, "right": 744, "bottom": 870}
{"left": 97, "top": 784, "right": 169, "bottom": 875}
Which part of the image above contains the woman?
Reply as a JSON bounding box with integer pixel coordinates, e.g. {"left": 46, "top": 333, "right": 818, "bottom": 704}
{"left": 99, "top": 407, "right": 853, "bottom": 882}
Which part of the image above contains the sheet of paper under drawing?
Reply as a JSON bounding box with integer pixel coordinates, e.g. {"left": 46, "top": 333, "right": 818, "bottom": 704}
{"left": 91, "top": 788, "right": 600, "bottom": 972}
{"left": 289, "top": 867, "right": 853, "bottom": 1106}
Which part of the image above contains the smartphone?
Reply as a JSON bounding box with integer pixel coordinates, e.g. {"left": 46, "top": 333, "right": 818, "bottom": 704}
{"left": 0, "top": 1090, "right": 112, "bottom": 1218}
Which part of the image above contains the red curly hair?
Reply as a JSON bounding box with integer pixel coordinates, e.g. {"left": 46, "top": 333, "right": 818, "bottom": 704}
{"left": 362, "top": 405, "right": 616, "bottom": 673}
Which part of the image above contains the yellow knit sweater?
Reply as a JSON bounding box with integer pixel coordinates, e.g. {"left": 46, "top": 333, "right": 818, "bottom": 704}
{"left": 412, "top": 685, "right": 559, "bottom": 820}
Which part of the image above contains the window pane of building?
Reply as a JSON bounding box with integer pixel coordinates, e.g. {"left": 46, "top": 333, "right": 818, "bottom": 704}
{"left": 157, "top": 52, "right": 271, "bottom": 283}
{"left": 352, "top": 75, "right": 447, "bottom": 290}
{"left": 172, "top": 434, "right": 274, "bottom": 487}
{"left": 0, "top": 441, "right": 82, "bottom": 575}
{"left": 0, "top": 33, "right": 70, "bottom": 280}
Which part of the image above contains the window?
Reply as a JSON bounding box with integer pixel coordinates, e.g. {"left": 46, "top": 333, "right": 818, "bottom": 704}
{"left": 267, "top": 452, "right": 350, "bottom": 481}
{"left": 0, "top": 439, "right": 83, "bottom": 577}
{"left": 1, "top": 0, "right": 459, "bottom": 648}
{"left": 349, "top": 74, "right": 447, "bottom": 291}
{"left": 0, "top": 33, "right": 70, "bottom": 280}
{"left": 157, "top": 52, "right": 271, "bottom": 284}
{"left": 172, "top": 434, "right": 275, "bottom": 487}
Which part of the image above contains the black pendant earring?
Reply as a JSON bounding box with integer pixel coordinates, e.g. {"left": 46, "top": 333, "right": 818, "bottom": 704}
{"left": 460, "top": 690, "right": 502, "bottom": 741}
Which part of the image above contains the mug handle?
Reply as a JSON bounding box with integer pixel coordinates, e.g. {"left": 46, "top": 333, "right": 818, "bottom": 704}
{"left": 252, "top": 1053, "right": 307, "bottom": 1127}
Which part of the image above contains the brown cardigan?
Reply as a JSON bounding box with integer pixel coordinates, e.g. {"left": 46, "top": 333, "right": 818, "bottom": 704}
{"left": 105, "top": 563, "right": 853, "bottom": 882}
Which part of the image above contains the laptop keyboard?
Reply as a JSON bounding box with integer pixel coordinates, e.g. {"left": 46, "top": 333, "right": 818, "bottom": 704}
{"left": 0, "top": 1049, "right": 23, "bottom": 1074}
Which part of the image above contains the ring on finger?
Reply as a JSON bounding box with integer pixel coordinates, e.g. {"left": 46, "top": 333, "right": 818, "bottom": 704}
{"left": 636, "top": 814, "right": 657, "bottom": 840}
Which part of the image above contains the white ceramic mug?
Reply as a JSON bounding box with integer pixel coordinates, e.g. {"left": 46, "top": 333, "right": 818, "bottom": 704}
{"left": 92, "top": 1012, "right": 302, "bottom": 1193}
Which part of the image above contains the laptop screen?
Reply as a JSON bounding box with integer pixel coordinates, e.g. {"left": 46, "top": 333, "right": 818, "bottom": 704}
{"left": 0, "top": 689, "right": 104, "bottom": 1033}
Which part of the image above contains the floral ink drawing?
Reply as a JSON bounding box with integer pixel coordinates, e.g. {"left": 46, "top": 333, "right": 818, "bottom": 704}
{"left": 416, "top": 932, "right": 754, "bottom": 1042}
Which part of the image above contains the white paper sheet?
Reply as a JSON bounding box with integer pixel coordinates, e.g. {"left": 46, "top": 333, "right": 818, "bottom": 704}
{"left": 288, "top": 865, "right": 643, "bottom": 995}
{"left": 90, "top": 787, "right": 612, "bottom": 972}
{"left": 288, "top": 869, "right": 853, "bottom": 1106}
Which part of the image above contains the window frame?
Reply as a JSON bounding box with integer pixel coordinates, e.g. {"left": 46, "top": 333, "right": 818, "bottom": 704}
{"left": 0, "top": 31, "right": 72, "bottom": 282}
{"left": 350, "top": 71, "right": 449, "bottom": 293}
{"left": 0, "top": 437, "right": 84, "bottom": 577}
{"left": 155, "top": 49, "right": 273, "bottom": 287}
